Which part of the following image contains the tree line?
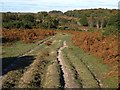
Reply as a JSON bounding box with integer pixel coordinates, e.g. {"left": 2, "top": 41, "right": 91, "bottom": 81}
{"left": 2, "top": 12, "right": 59, "bottom": 29}
{"left": 2, "top": 9, "right": 119, "bottom": 34}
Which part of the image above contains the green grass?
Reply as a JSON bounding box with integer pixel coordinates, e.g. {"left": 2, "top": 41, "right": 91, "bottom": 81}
{"left": 2, "top": 41, "right": 37, "bottom": 58}
{"left": 2, "top": 34, "right": 53, "bottom": 65}
{"left": 2, "top": 35, "right": 55, "bottom": 88}
{"left": 41, "top": 33, "right": 67, "bottom": 88}
{"left": 62, "top": 47, "right": 99, "bottom": 88}
{"left": 2, "top": 32, "right": 118, "bottom": 88}
{"left": 41, "top": 33, "right": 74, "bottom": 88}
{"left": 60, "top": 33, "right": 118, "bottom": 88}
{"left": 62, "top": 49, "right": 82, "bottom": 88}
{"left": 65, "top": 46, "right": 118, "bottom": 88}
{"left": 2, "top": 41, "right": 37, "bottom": 70}
{"left": 2, "top": 35, "right": 55, "bottom": 71}
{"left": 2, "top": 34, "right": 54, "bottom": 58}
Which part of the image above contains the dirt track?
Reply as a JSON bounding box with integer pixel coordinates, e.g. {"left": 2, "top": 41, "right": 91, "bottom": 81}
{"left": 57, "top": 41, "right": 79, "bottom": 88}
{"left": 1, "top": 33, "right": 118, "bottom": 88}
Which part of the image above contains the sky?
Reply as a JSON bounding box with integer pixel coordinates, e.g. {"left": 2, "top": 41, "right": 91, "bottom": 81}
{"left": 0, "top": 0, "right": 119, "bottom": 12}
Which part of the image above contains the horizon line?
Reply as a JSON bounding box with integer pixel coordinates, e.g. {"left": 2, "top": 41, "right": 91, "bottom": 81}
{"left": 0, "top": 8, "right": 118, "bottom": 13}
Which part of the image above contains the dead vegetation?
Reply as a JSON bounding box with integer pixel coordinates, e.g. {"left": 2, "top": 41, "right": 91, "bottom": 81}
{"left": 71, "top": 31, "right": 119, "bottom": 77}
{"left": 2, "top": 29, "right": 55, "bottom": 44}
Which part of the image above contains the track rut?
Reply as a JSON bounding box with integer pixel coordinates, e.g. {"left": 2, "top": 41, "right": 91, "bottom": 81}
{"left": 57, "top": 41, "right": 79, "bottom": 88}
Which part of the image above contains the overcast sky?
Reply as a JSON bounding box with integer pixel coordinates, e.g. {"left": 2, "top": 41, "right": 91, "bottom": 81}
{"left": 0, "top": 0, "right": 119, "bottom": 12}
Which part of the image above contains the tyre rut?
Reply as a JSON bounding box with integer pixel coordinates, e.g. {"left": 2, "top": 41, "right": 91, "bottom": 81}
{"left": 79, "top": 57, "right": 102, "bottom": 88}
{"left": 57, "top": 41, "right": 79, "bottom": 88}
{"left": 1, "top": 35, "right": 55, "bottom": 88}
{"left": 65, "top": 47, "right": 102, "bottom": 88}
{"left": 2, "top": 35, "right": 55, "bottom": 76}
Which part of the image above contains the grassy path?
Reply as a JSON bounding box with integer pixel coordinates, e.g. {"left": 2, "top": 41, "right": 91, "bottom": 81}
{"left": 1, "top": 33, "right": 118, "bottom": 88}
{"left": 62, "top": 47, "right": 99, "bottom": 88}
{"left": 1, "top": 34, "right": 56, "bottom": 88}
{"left": 62, "top": 46, "right": 118, "bottom": 88}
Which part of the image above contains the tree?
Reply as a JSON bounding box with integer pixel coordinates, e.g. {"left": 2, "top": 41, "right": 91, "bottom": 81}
{"left": 20, "top": 14, "right": 35, "bottom": 22}
{"left": 2, "top": 22, "right": 11, "bottom": 29}
{"left": 13, "top": 21, "right": 24, "bottom": 28}
{"left": 107, "top": 14, "right": 118, "bottom": 28}
{"left": 2, "top": 12, "right": 18, "bottom": 22}
{"left": 94, "top": 16, "right": 107, "bottom": 29}
{"left": 80, "top": 16, "right": 88, "bottom": 26}
{"left": 48, "top": 17, "right": 59, "bottom": 28}
{"left": 19, "top": 14, "right": 35, "bottom": 29}
{"left": 49, "top": 10, "right": 63, "bottom": 15}
{"left": 37, "top": 12, "right": 48, "bottom": 19}
{"left": 87, "top": 14, "right": 95, "bottom": 27}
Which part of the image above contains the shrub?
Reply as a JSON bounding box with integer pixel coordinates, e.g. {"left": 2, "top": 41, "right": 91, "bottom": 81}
{"left": 79, "top": 16, "right": 88, "bottom": 26}
{"left": 102, "top": 26, "right": 118, "bottom": 36}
